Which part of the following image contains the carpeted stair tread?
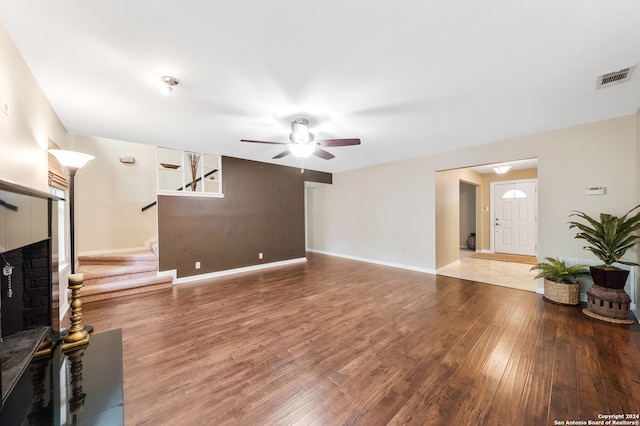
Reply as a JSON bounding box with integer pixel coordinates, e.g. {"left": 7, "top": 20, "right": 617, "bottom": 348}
{"left": 82, "top": 275, "right": 172, "bottom": 295}
{"left": 78, "top": 250, "right": 158, "bottom": 265}
{"left": 76, "top": 264, "right": 158, "bottom": 280}
{"left": 82, "top": 275, "right": 173, "bottom": 303}
{"left": 75, "top": 249, "right": 172, "bottom": 301}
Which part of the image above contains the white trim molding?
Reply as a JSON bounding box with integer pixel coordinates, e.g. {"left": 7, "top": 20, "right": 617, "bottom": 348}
{"left": 307, "top": 249, "right": 436, "bottom": 275}
{"left": 436, "top": 260, "right": 461, "bottom": 274}
{"left": 166, "top": 257, "right": 307, "bottom": 285}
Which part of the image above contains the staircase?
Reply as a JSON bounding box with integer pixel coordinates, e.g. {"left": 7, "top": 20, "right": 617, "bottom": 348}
{"left": 76, "top": 250, "right": 173, "bottom": 303}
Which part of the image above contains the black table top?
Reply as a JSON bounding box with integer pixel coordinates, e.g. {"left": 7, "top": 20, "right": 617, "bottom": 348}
{"left": 0, "top": 329, "right": 124, "bottom": 425}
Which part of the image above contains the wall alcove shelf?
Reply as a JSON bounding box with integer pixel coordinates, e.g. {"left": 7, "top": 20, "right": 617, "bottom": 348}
{"left": 156, "top": 146, "right": 223, "bottom": 198}
{"left": 142, "top": 148, "right": 224, "bottom": 212}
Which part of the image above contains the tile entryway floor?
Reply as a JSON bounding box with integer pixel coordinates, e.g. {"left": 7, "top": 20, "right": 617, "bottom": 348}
{"left": 438, "top": 250, "right": 538, "bottom": 292}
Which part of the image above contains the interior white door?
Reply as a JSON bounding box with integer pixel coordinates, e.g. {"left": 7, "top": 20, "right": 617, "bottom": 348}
{"left": 493, "top": 181, "right": 537, "bottom": 256}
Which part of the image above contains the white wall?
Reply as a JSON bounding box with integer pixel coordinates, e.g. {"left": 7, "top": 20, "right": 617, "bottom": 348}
{"left": 309, "top": 157, "right": 435, "bottom": 270}
{"left": 72, "top": 134, "right": 158, "bottom": 254}
{"left": 309, "top": 115, "right": 638, "bottom": 281}
{"left": 0, "top": 25, "right": 67, "bottom": 191}
{"left": 0, "top": 25, "right": 70, "bottom": 324}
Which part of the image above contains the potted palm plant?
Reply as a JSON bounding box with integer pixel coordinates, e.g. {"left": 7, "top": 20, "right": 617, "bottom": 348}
{"left": 530, "top": 257, "right": 591, "bottom": 305}
{"left": 568, "top": 204, "right": 640, "bottom": 289}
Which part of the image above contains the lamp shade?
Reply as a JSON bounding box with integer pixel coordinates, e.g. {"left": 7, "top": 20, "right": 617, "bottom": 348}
{"left": 49, "top": 149, "right": 95, "bottom": 170}
{"left": 288, "top": 144, "right": 315, "bottom": 158}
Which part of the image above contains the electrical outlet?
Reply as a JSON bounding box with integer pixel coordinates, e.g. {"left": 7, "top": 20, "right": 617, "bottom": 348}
{"left": 258, "top": 253, "right": 263, "bottom": 260}
{"left": 195, "top": 261, "right": 201, "bottom": 269}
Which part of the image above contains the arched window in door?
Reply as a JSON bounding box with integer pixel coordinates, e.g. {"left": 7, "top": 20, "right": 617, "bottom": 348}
{"left": 502, "top": 189, "right": 527, "bottom": 199}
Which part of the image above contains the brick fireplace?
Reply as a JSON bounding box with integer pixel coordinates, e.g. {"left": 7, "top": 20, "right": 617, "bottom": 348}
{"left": 1, "top": 240, "right": 52, "bottom": 336}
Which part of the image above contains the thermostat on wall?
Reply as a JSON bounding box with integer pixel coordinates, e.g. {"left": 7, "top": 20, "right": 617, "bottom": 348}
{"left": 585, "top": 186, "right": 605, "bottom": 195}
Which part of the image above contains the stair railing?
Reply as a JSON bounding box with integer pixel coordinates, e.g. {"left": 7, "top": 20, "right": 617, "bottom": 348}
{"left": 142, "top": 169, "right": 217, "bottom": 212}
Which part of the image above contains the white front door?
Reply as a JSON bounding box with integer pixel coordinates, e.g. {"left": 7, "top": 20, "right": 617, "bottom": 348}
{"left": 492, "top": 180, "right": 537, "bottom": 256}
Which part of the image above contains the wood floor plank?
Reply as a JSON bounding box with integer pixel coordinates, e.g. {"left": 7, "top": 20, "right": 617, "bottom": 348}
{"left": 547, "top": 304, "right": 579, "bottom": 423}
{"left": 575, "top": 315, "right": 610, "bottom": 419}
{"left": 591, "top": 319, "right": 640, "bottom": 414}
{"left": 78, "top": 252, "right": 640, "bottom": 425}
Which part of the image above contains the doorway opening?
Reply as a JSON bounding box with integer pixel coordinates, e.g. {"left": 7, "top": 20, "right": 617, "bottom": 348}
{"left": 435, "top": 158, "right": 538, "bottom": 291}
{"left": 459, "top": 180, "right": 478, "bottom": 257}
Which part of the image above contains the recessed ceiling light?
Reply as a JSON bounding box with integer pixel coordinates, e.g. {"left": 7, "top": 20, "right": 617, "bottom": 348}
{"left": 160, "top": 76, "right": 179, "bottom": 96}
{"left": 493, "top": 165, "right": 511, "bottom": 174}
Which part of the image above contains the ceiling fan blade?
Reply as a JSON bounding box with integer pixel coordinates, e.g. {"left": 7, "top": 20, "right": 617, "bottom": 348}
{"left": 313, "top": 148, "right": 335, "bottom": 160}
{"left": 241, "top": 139, "right": 288, "bottom": 145}
{"left": 315, "top": 138, "right": 361, "bottom": 147}
{"left": 272, "top": 150, "right": 291, "bottom": 159}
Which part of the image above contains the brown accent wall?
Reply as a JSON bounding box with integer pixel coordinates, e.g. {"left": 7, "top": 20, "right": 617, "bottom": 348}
{"left": 158, "top": 156, "right": 331, "bottom": 278}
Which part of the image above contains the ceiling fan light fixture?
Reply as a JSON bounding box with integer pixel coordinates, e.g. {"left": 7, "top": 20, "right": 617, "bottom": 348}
{"left": 290, "top": 118, "right": 314, "bottom": 143}
{"left": 160, "top": 76, "right": 179, "bottom": 96}
{"left": 493, "top": 165, "right": 511, "bottom": 174}
{"left": 288, "top": 144, "right": 315, "bottom": 158}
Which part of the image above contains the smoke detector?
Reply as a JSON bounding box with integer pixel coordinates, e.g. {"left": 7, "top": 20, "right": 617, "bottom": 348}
{"left": 596, "top": 66, "right": 635, "bottom": 89}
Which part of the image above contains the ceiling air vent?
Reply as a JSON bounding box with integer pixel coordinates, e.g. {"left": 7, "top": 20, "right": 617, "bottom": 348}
{"left": 596, "top": 65, "right": 635, "bottom": 89}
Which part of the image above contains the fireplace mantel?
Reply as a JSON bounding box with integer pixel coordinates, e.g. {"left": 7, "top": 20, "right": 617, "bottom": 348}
{"left": 1, "top": 177, "right": 62, "bottom": 255}
{"left": 0, "top": 177, "right": 62, "bottom": 202}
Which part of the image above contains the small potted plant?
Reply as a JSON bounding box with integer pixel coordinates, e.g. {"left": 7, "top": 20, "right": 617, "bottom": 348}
{"left": 530, "top": 257, "right": 591, "bottom": 305}
{"left": 568, "top": 204, "right": 640, "bottom": 289}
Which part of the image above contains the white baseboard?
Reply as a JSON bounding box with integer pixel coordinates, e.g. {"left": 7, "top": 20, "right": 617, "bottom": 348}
{"left": 145, "top": 236, "right": 158, "bottom": 255}
{"left": 437, "top": 259, "right": 460, "bottom": 274}
{"left": 157, "top": 269, "right": 177, "bottom": 281}
{"left": 307, "top": 249, "right": 436, "bottom": 275}
{"left": 168, "top": 257, "right": 307, "bottom": 285}
{"left": 78, "top": 246, "right": 149, "bottom": 256}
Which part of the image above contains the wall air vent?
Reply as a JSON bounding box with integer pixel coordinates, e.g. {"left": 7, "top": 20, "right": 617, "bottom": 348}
{"left": 596, "top": 65, "right": 635, "bottom": 89}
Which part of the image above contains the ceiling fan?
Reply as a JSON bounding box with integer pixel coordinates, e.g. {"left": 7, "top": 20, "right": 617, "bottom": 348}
{"left": 241, "top": 118, "right": 361, "bottom": 161}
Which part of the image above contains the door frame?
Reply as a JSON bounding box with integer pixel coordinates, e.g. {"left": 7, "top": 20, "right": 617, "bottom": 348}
{"left": 489, "top": 178, "right": 538, "bottom": 255}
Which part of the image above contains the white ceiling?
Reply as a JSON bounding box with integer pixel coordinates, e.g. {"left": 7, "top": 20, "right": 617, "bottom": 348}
{"left": 1, "top": 1, "right": 639, "bottom": 173}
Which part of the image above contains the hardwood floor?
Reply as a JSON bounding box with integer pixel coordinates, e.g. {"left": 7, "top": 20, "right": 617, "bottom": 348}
{"left": 81, "top": 252, "right": 640, "bottom": 425}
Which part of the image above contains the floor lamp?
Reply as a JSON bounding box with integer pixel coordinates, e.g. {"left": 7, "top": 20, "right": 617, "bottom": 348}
{"left": 49, "top": 149, "right": 95, "bottom": 336}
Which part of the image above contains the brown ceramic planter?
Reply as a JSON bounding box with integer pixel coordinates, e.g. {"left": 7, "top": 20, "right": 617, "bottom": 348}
{"left": 589, "top": 265, "right": 629, "bottom": 289}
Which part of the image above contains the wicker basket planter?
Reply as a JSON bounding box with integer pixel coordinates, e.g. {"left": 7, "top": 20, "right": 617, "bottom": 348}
{"left": 543, "top": 278, "right": 580, "bottom": 306}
